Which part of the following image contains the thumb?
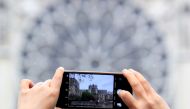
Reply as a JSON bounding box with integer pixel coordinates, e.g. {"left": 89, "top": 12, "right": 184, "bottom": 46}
{"left": 51, "top": 67, "right": 64, "bottom": 90}
{"left": 117, "top": 89, "right": 136, "bottom": 108}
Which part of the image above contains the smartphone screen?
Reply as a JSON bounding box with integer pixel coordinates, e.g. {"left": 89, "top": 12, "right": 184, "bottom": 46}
{"left": 56, "top": 71, "right": 132, "bottom": 109}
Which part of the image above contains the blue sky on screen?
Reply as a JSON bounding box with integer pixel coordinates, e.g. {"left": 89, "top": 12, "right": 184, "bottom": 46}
{"left": 72, "top": 74, "right": 114, "bottom": 92}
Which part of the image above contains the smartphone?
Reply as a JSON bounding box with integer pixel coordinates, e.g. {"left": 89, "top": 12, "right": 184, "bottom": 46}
{"left": 56, "top": 70, "right": 132, "bottom": 109}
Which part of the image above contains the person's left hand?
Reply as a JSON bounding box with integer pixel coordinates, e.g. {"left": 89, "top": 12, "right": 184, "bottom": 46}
{"left": 117, "top": 69, "right": 170, "bottom": 109}
{"left": 18, "top": 67, "right": 64, "bottom": 109}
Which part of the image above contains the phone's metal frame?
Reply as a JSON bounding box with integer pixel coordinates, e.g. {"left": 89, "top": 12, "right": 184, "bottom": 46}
{"left": 64, "top": 70, "right": 123, "bottom": 75}
{"left": 57, "top": 70, "right": 131, "bottom": 109}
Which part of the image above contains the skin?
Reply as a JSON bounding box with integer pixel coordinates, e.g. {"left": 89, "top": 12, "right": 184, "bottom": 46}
{"left": 17, "top": 67, "right": 64, "bottom": 109}
{"left": 117, "top": 69, "right": 170, "bottom": 109}
{"left": 18, "top": 68, "right": 170, "bottom": 109}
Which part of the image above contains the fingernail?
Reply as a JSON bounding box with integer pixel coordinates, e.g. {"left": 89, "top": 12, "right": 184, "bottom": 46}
{"left": 117, "top": 89, "right": 122, "bottom": 95}
{"left": 58, "top": 67, "right": 64, "bottom": 71}
{"left": 129, "top": 69, "right": 135, "bottom": 72}
{"left": 129, "top": 69, "right": 137, "bottom": 74}
{"left": 122, "top": 69, "right": 128, "bottom": 73}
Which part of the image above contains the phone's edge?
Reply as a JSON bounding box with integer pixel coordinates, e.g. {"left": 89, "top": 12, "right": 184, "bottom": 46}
{"left": 64, "top": 70, "right": 123, "bottom": 75}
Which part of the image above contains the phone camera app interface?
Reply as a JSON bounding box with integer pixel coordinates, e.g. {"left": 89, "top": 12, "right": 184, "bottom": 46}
{"left": 68, "top": 73, "right": 114, "bottom": 108}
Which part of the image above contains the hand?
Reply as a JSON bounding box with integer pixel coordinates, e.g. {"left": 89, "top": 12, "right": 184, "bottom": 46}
{"left": 18, "top": 67, "right": 64, "bottom": 109}
{"left": 118, "top": 69, "right": 170, "bottom": 109}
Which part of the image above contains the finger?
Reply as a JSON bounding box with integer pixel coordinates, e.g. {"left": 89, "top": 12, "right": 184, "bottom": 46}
{"left": 54, "top": 107, "right": 62, "bottom": 109}
{"left": 20, "top": 79, "right": 34, "bottom": 90}
{"left": 44, "top": 79, "right": 51, "bottom": 87}
{"left": 117, "top": 89, "right": 137, "bottom": 108}
{"left": 129, "top": 69, "right": 156, "bottom": 95}
{"left": 122, "top": 69, "right": 146, "bottom": 98}
{"left": 35, "top": 82, "right": 44, "bottom": 86}
{"left": 51, "top": 67, "right": 64, "bottom": 90}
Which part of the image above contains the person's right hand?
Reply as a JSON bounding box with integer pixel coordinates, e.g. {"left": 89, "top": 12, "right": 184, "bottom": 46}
{"left": 117, "top": 69, "right": 170, "bottom": 109}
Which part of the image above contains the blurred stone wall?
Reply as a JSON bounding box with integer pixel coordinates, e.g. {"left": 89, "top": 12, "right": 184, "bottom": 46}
{"left": 0, "top": 0, "right": 190, "bottom": 109}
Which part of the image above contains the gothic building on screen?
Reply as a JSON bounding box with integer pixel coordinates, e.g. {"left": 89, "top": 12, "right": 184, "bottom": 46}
{"left": 69, "top": 78, "right": 113, "bottom": 102}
